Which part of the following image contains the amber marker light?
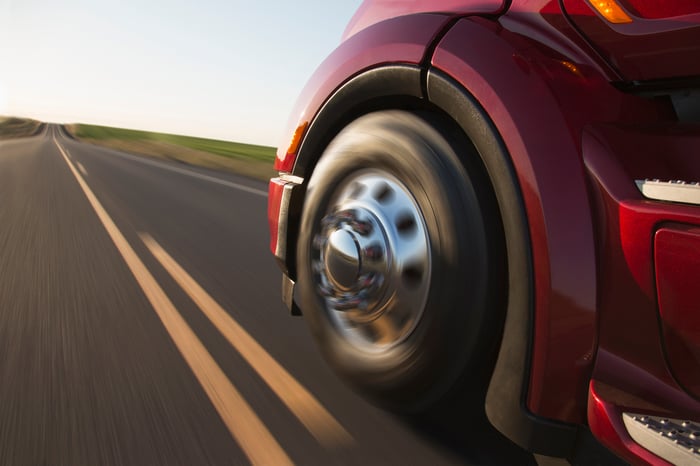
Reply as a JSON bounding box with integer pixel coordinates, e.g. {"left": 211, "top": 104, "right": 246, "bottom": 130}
{"left": 287, "top": 121, "right": 309, "bottom": 158}
{"left": 276, "top": 120, "right": 309, "bottom": 173}
{"left": 559, "top": 60, "right": 583, "bottom": 77}
{"left": 587, "top": 0, "right": 633, "bottom": 23}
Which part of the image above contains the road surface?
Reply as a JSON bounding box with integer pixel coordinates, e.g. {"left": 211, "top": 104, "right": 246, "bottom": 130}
{"left": 0, "top": 125, "right": 535, "bottom": 465}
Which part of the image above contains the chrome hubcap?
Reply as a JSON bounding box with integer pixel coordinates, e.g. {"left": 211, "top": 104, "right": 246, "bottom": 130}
{"left": 324, "top": 229, "right": 361, "bottom": 291}
{"left": 312, "top": 171, "right": 431, "bottom": 351}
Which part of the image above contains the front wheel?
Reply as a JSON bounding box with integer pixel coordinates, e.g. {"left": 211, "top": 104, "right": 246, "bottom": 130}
{"left": 297, "top": 111, "right": 505, "bottom": 413}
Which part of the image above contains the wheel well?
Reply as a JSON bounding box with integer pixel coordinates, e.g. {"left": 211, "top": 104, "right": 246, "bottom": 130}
{"left": 287, "top": 66, "right": 504, "bottom": 286}
{"left": 294, "top": 95, "right": 430, "bottom": 178}
{"left": 286, "top": 65, "right": 423, "bottom": 280}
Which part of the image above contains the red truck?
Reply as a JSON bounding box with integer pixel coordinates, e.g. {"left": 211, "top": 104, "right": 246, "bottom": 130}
{"left": 268, "top": 1, "right": 700, "bottom": 464}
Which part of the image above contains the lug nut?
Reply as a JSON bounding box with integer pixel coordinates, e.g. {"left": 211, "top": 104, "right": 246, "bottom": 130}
{"left": 313, "top": 234, "right": 327, "bottom": 250}
{"left": 332, "top": 295, "right": 361, "bottom": 311}
{"left": 336, "top": 210, "right": 357, "bottom": 223}
{"left": 312, "top": 260, "right": 324, "bottom": 274}
{"left": 317, "top": 283, "right": 334, "bottom": 297}
{"left": 363, "top": 244, "right": 383, "bottom": 260}
{"left": 358, "top": 272, "right": 383, "bottom": 290}
{"left": 321, "top": 213, "right": 337, "bottom": 228}
{"left": 350, "top": 219, "right": 373, "bottom": 235}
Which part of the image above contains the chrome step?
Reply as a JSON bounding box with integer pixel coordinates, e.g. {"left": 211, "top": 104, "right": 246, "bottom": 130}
{"left": 635, "top": 179, "right": 700, "bottom": 206}
{"left": 623, "top": 413, "right": 700, "bottom": 465}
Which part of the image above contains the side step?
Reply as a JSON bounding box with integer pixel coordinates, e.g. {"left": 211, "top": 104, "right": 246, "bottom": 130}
{"left": 623, "top": 413, "right": 700, "bottom": 465}
{"left": 635, "top": 179, "right": 700, "bottom": 206}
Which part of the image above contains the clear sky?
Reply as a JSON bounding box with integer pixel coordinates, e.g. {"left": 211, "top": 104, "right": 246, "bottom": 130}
{"left": 0, "top": 0, "right": 363, "bottom": 147}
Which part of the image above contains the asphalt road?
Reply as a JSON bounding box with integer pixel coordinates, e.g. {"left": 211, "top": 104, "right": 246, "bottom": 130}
{"left": 0, "top": 125, "right": 535, "bottom": 465}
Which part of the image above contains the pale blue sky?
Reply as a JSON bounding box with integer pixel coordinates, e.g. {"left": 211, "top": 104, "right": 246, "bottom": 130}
{"left": 0, "top": 0, "right": 363, "bottom": 146}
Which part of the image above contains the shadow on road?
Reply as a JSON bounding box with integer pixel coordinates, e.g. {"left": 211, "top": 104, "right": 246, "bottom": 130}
{"left": 398, "top": 396, "right": 537, "bottom": 466}
{"left": 399, "top": 394, "right": 626, "bottom": 466}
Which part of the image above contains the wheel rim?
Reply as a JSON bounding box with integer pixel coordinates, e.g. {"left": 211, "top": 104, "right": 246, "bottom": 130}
{"left": 311, "top": 169, "right": 431, "bottom": 352}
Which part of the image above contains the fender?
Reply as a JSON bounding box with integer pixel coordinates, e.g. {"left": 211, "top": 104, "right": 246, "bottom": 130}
{"left": 428, "top": 67, "right": 583, "bottom": 455}
{"left": 275, "top": 13, "right": 454, "bottom": 174}
{"left": 281, "top": 65, "right": 428, "bottom": 279}
{"left": 427, "top": 7, "right": 677, "bottom": 455}
{"left": 273, "top": 13, "right": 457, "bottom": 277}
{"left": 428, "top": 15, "right": 604, "bottom": 454}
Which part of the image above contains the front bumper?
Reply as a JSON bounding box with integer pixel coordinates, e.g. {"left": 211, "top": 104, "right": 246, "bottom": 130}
{"left": 268, "top": 175, "right": 304, "bottom": 315}
{"left": 268, "top": 175, "right": 303, "bottom": 271}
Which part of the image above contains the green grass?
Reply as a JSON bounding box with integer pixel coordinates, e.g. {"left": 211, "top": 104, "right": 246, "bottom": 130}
{"left": 66, "top": 123, "right": 277, "bottom": 181}
{"left": 0, "top": 116, "right": 43, "bottom": 139}
{"left": 71, "top": 124, "right": 276, "bottom": 163}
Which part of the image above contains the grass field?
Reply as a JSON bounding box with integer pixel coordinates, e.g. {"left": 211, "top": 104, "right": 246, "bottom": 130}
{"left": 68, "top": 124, "right": 277, "bottom": 181}
{"left": 0, "top": 117, "right": 43, "bottom": 140}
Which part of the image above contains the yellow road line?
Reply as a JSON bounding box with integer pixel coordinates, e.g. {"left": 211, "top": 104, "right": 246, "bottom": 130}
{"left": 55, "top": 140, "right": 293, "bottom": 466}
{"left": 140, "top": 233, "right": 354, "bottom": 449}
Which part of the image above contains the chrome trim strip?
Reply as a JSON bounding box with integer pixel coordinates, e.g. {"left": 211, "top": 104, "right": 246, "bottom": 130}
{"left": 279, "top": 174, "right": 304, "bottom": 185}
{"left": 635, "top": 179, "right": 700, "bottom": 206}
{"left": 274, "top": 183, "right": 295, "bottom": 259}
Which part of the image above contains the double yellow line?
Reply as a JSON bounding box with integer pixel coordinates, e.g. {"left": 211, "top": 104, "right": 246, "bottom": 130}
{"left": 55, "top": 140, "right": 352, "bottom": 465}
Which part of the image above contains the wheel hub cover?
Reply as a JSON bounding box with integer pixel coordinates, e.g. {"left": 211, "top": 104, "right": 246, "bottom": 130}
{"left": 324, "top": 229, "right": 361, "bottom": 291}
{"left": 312, "top": 171, "right": 431, "bottom": 350}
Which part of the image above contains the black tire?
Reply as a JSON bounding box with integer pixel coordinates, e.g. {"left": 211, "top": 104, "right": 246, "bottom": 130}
{"left": 297, "top": 110, "right": 505, "bottom": 413}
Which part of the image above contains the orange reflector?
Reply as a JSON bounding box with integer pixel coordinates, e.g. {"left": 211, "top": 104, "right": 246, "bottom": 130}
{"left": 559, "top": 60, "right": 582, "bottom": 77}
{"left": 286, "top": 121, "right": 309, "bottom": 157}
{"left": 587, "top": 0, "right": 633, "bottom": 23}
